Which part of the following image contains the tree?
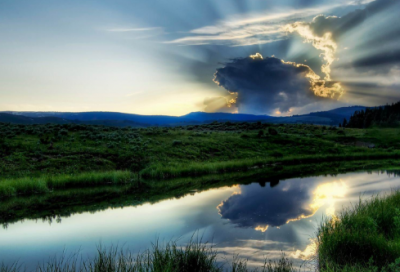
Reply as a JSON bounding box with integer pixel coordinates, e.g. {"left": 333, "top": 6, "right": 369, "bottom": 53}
{"left": 342, "top": 118, "right": 348, "bottom": 128}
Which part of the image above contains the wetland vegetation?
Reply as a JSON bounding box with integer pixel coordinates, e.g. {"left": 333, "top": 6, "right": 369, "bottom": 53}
{"left": 2, "top": 121, "right": 400, "bottom": 271}
{"left": 318, "top": 191, "right": 400, "bottom": 271}
{"left": 0, "top": 239, "right": 295, "bottom": 272}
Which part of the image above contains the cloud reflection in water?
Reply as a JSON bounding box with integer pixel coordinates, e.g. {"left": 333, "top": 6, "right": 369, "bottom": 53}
{"left": 218, "top": 179, "right": 348, "bottom": 233}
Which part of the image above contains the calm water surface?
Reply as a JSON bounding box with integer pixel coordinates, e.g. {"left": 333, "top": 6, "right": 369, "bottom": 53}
{"left": 1, "top": 171, "right": 400, "bottom": 268}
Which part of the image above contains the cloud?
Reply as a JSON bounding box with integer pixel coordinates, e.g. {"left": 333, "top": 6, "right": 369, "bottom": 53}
{"left": 171, "top": 0, "right": 400, "bottom": 112}
{"left": 284, "top": 17, "right": 338, "bottom": 81}
{"left": 165, "top": 1, "right": 374, "bottom": 47}
{"left": 218, "top": 182, "right": 315, "bottom": 230}
{"left": 213, "top": 53, "right": 343, "bottom": 114}
{"left": 285, "top": 0, "right": 400, "bottom": 74}
{"left": 218, "top": 180, "right": 347, "bottom": 232}
{"left": 165, "top": 6, "right": 337, "bottom": 47}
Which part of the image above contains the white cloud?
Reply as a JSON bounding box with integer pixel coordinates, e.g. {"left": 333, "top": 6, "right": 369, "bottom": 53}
{"left": 166, "top": 2, "right": 359, "bottom": 47}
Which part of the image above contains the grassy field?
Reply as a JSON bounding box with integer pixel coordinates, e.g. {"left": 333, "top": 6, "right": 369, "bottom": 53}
{"left": 318, "top": 191, "right": 400, "bottom": 271}
{"left": 1, "top": 122, "right": 400, "bottom": 181}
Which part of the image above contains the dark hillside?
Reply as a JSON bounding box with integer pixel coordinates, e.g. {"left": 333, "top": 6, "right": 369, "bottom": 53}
{"left": 0, "top": 113, "right": 70, "bottom": 125}
{"left": 346, "top": 102, "right": 400, "bottom": 128}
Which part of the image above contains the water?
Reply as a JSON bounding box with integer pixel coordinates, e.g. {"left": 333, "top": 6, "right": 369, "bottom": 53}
{"left": 1, "top": 171, "right": 400, "bottom": 269}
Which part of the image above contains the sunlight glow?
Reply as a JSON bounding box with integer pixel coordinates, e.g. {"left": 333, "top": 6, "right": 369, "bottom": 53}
{"left": 292, "top": 239, "right": 318, "bottom": 260}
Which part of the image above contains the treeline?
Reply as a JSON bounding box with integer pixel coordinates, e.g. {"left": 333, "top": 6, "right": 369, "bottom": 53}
{"left": 344, "top": 101, "right": 400, "bottom": 128}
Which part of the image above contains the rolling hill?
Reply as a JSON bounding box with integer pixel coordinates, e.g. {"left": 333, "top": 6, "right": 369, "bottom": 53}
{"left": 1, "top": 106, "right": 367, "bottom": 127}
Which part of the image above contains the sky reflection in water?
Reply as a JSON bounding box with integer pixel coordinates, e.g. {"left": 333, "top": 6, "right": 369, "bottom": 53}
{"left": 1, "top": 171, "right": 400, "bottom": 268}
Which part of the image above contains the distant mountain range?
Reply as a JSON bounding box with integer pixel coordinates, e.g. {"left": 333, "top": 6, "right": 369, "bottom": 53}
{"left": 0, "top": 106, "right": 367, "bottom": 127}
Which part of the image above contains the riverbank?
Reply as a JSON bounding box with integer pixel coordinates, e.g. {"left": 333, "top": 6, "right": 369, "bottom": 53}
{"left": 317, "top": 191, "right": 400, "bottom": 271}
{"left": 3, "top": 188, "right": 400, "bottom": 272}
{"left": 2, "top": 160, "right": 400, "bottom": 225}
{"left": 1, "top": 239, "right": 294, "bottom": 272}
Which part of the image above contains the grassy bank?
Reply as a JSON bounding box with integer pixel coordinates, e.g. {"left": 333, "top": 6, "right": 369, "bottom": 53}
{"left": 1, "top": 239, "right": 294, "bottom": 272}
{"left": 318, "top": 192, "right": 400, "bottom": 271}
{"left": 1, "top": 155, "right": 400, "bottom": 199}
{"left": 2, "top": 160, "right": 400, "bottom": 225}
{"left": 0, "top": 171, "right": 136, "bottom": 198}
{"left": 140, "top": 152, "right": 400, "bottom": 179}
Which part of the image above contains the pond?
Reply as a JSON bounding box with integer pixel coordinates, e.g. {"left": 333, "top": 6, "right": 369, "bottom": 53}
{"left": 1, "top": 171, "right": 400, "bottom": 269}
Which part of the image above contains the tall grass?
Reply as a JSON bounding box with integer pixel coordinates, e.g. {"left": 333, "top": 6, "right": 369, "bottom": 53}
{"left": 1, "top": 240, "right": 296, "bottom": 272}
{"left": 1, "top": 156, "right": 400, "bottom": 199}
{"left": 140, "top": 152, "right": 400, "bottom": 179}
{"left": 0, "top": 171, "right": 136, "bottom": 198}
{"left": 317, "top": 191, "right": 400, "bottom": 271}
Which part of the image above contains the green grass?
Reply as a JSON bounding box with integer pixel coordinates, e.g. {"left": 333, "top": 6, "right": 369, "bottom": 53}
{"left": 1, "top": 122, "right": 400, "bottom": 182}
{"left": 140, "top": 152, "right": 400, "bottom": 179}
{"left": 318, "top": 191, "right": 400, "bottom": 271}
{"left": 2, "top": 121, "right": 400, "bottom": 199}
{"left": 1, "top": 239, "right": 295, "bottom": 272}
{"left": 2, "top": 160, "right": 400, "bottom": 225}
{"left": 0, "top": 171, "right": 136, "bottom": 198}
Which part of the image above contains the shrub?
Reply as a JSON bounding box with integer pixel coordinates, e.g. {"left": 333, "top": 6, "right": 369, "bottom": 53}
{"left": 58, "top": 129, "right": 68, "bottom": 137}
{"left": 271, "top": 151, "right": 284, "bottom": 158}
{"left": 268, "top": 128, "right": 278, "bottom": 136}
{"left": 172, "top": 140, "right": 182, "bottom": 146}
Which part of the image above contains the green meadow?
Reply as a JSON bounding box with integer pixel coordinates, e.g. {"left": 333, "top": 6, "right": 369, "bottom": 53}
{"left": 1, "top": 121, "right": 400, "bottom": 183}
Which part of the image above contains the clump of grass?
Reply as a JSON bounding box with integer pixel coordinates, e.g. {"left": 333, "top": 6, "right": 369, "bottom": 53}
{"left": 0, "top": 171, "right": 136, "bottom": 198}
{"left": 2, "top": 239, "right": 296, "bottom": 272}
{"left": 46, "top": 171, "right": 135, "bottom": 188}
{"left": 0, "top": 262, "right": 20, "bottom": 272}
{"left": 318, "top": 191, "right": 400, "bottom": 271}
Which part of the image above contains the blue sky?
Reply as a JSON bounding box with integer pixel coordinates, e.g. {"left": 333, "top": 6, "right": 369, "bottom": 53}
{"left": 1, "top": 0, "right": 399, "bottom": 116}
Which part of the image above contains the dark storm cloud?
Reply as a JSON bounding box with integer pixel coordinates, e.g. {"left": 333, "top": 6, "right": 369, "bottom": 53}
{"left": 218, "top": 182, "right": 315, "bottom": 229}
{"left": 213, "top": 54, "right": 343, "bottom": 114}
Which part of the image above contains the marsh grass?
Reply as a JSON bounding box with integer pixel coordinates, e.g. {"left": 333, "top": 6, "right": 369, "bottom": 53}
{"left": 0, "top": 171, "right": 136, "bottom": 198}
{"left": 2, "top": 240, "right": 296, "bottom": 272}
{"left": 140, "top": 152, "right": 400, "bottom": 179}
{"left": 317, "top": 191, "right": 400, "bottom": 271}
{"left": 2, "top": 155, "right": 397, "bottom": 199}
{"left": 0, "top": 263, "right": 20, "bottom": 272}
{"left": 2, "top": 160, "right": 400, "bottom": 225}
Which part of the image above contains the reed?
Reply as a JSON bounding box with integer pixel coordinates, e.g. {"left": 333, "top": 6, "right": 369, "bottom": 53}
{"left": 2, "top": 239, "right": 296, "bottom": 272}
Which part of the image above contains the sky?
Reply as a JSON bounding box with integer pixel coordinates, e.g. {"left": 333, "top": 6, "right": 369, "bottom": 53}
{"left": 0, "top": 0, "right": 399, "bottom": 116}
